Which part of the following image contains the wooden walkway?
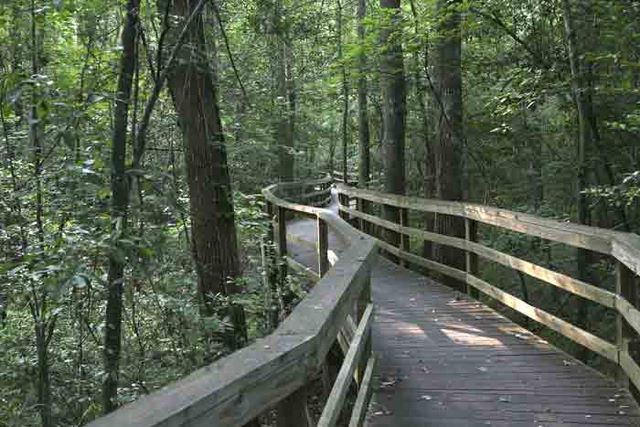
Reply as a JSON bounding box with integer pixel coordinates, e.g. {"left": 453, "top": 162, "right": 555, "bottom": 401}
{"left": 286, "top": 197, "right": 640, "bottom": 426}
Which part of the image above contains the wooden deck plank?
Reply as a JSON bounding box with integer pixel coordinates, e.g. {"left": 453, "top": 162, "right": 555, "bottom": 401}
{"left": 366, "top": 259, "right": 640, "bottom": 426}
{"left": 282, "top": 196, "right": 640, "bottom": 427}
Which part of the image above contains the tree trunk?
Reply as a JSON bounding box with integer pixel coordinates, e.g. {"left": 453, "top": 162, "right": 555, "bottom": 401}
{"left": 357, "top": 0, "right": 370, "bottom": 188}
{"left": 562, "top": 0, "right": 593, "bottom": 338}
{"left": 35, "top": 320, "right": 52, "bottom": 427}
{"left": 272, "top": 0, "right": 295, "bottom": 182}
{"left": 433, "top": 0, "right": 465, "bottom": 290}
{"left": 380, "top": 0, "right": 406, "bottom": 248}
{"left": 28, "top": 2, "right": 53, "bottom": 424}
{"left": 103, "top": 0, "right": 139, "bottom": 413}
{"left": 338, "top": 0, "right": 349, "bottom": 184}
{"left": 408, "top": 0, "right": 435, "bottom": 260}
{"left": 165, "top": 0, "right": 245, "bottom": 349}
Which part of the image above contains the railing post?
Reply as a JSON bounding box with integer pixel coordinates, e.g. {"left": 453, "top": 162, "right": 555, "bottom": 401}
{"left": 339, "top": 193, "right": 349, "bottom": 221}
{"left": 617, "top": 261, "right": 636, "bottom": 388}
{"left": 264, "top": 201, "right": 274, "bottom": 241}
{"left": 356, "top": 197, "right": 364, "bottom": 231}
{"left": 399, "top": 208, "right": 410, "bottom": 267}
{"left": 276, "top": 206, "right": 288, "bottom": 283}
{"left": 277, "top": 206, "right": 287, "bottom": 257}
{"left": 262, "top": 201, "right": 280, "bottom": 329}
{"left": 465, "top": 218, "right": 479, "bottom": 299}
{"left": 318, "top": 217, "right": 329, "bottom": 276}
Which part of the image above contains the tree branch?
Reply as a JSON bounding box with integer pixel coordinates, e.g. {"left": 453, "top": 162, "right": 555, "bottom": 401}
{"left": 210, "top": 0, "right": 250, "bottom": 106}
{"left": 133, "top": 0, "right": 207, "bottom": 170}
{"left": 469, "top": 6, "right": 547, "bottom": 68}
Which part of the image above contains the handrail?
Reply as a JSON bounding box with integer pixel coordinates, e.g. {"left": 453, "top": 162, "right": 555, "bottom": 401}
{"left": 337, "top": 184, "right": 640, "bottom": 269}
{"left": 273, "top": 175, "right": 333, "bottom": 208}
{"left": 87, "top": 179, "right": 377, "bottom": 427}
{"left": 332, "top": 170, "right": 358, "bottom": 185}
{"left": 336, "top": 183, "right": 640, "bottom": 392}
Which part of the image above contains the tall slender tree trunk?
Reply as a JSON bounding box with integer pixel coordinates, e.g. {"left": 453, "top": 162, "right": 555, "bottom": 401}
{"left": 408, "top": 0, "right": 435, "bottom": 259}
{"left": 34, "top": 317, "right": 51, "bottom": 427}
{"left": 338, "top": 0, "right": 349, "bottom": 184}
{"left": 380, "top": 0, "right": 406, "bottom": 247}
{"left": 286, "top": 45, "right": 296, "bottom": 177}
{"left": 28, "top": 2, "right": 53, "bottom": 425}
{"left": 562, "top": 0, "right": 594, "bottom": 338}
{"left": 357, "top": 0, "right": 370, "bottom": 188}
{"left": 433, "top": 0, "right": 465, "bottom": 290}
{"left": 272, "top": 0, "right": 295, "bottom": 182}
{"left": 165, "top": 0, "right": 245, "bottom": 349}
{"left": 562, "top": 1, "right": 630, "bottom": 235}
{"left": 562, "top": 7, "right": 629, "bottom": 336}
{"left": 103, "top": 0, "right": 139, "bottom": 413}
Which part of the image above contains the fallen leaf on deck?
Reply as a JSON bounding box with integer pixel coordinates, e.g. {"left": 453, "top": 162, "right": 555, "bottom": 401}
{"left": 372, "top": 406, "right": 393, "bottom": 416}
{"left": 380, "top": 379, "right": 398, "bottom": 389}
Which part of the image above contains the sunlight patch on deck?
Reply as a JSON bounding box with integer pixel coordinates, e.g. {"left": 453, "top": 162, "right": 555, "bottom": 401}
{"left": 440, "top": 327, "right": 506, "bottom": 348}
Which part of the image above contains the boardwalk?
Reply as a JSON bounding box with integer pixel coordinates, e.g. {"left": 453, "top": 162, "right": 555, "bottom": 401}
{"left": 286, "top": 198, "right": 640, "bottom": 426}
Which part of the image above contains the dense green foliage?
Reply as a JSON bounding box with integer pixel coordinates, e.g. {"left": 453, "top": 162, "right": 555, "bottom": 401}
{"left": 1, "top": 0, "right": 640, "bottom": 425}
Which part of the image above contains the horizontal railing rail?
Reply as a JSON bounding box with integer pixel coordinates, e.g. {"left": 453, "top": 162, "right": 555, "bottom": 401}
{"left": 336, "top": 183, "right": 640, "bottom": 392}
{"left": 332, "top": 170, "right": 359, "bottom": 185}
{"left": 87, "top": 178, "right": 377, "bottom": 427}
{"left": 273, "top": 175, "right": 333, "bottom": 208}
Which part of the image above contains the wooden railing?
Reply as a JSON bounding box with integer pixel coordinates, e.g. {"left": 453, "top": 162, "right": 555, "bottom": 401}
{"left": 275, "top": 175, "right": 333, "bottom": 208}
{"left": 87, "top": 177, "right": 377, "bottom": 427}
{"left": 332, "top": 170, "right": 358, "bottom": 186}
{"left": 336, "top": 183, "right": 640, "bottom": 392}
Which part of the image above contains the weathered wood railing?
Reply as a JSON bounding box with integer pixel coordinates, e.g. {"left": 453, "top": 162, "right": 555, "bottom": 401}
{"left": 336, "top": 183, "right": 640, "bottom": 393}
{"left": 332, "top": 170, "right": 358, "bottom": 186}
{"left": 276, "top": 175, "right": 333, "bottom": 208}
{"left": 87, "top": 177, "right": 377, "bottom": 427}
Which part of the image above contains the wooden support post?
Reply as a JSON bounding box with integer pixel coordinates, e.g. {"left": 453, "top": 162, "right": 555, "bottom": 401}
{"left": 345, "top": 195, "right": 350, "bottom": 221}
{"left": 277, "top": 206, "right": 288, "bottom": 283}
{"left": 465, "top": 218, "right": 479, "bottom": 299}
{"left": 318, "top": 217, "right": 329, "bottom": 276}
{"left": 276, "top": 387, "right": 312, "bottom": 427}
{"left": 356, "top": 198, "right": 364, "bottom": 232}
{"left": 277, "top": 206, "right": 287, "bottom": 257}
{"left": 399, "top": 208, "right": 410, "bottom": 267}
{"left": 339, "top": 194, "right": 350, "bottom": 221}
{"left": 265, "top": 201, "right": 274, "bottom": 241}
{"left": 617, "top": 261, "right": 637, "bottom": 388}
{"left": 263, "top": 201, "right": 281, "bottom": 328}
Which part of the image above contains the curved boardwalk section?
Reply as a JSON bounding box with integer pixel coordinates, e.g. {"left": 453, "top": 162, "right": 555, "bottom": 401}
{"left": 367, "top": 260, "right": 639, "bottom": 426}
{"left": 285, "top": 212, "right": 640, "bottom": 426}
